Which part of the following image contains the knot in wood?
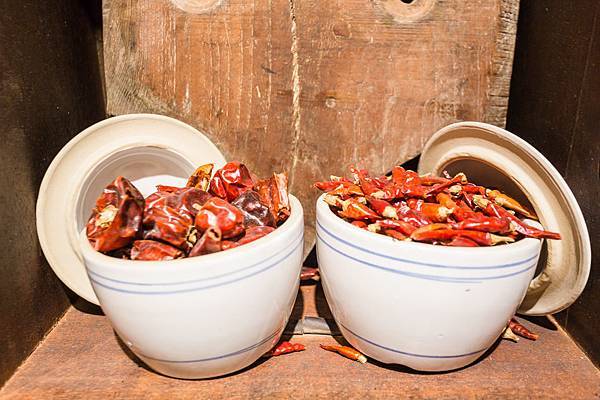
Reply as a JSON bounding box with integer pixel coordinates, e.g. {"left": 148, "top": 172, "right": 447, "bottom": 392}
{"left": 377, "top": 0, "right": 436, "bottom": 23}
{"left": 170, "top": 0, "right": 223, "bottom": 13}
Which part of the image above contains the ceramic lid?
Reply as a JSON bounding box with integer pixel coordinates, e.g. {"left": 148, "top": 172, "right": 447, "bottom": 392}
{"left": 418, "top": 121, "right": 591, "bottom": 316}
{"left": 36, "top": 114, "right": 226, "bottom": 305}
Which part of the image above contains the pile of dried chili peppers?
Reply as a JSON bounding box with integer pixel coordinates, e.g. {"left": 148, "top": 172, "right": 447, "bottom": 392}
{"left": 315, "top": 166, "right": 561, "bottom": 246}
{"left": 86, "top": 162, "right": 290, "bottom": 261}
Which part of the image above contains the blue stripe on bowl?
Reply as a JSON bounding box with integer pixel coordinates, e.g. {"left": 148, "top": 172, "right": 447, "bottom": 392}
{"left": 136, "top": 328, "right": 281, "bottom": 363}
{"left": 317, "top": 220, "right": 537, "bottom": 270}
{"left": 88, "top": 236, "right": 302, "bottom": 295}
{"left": 339, "top": 322, "right": 487, "bottom": 359}
{"left": 88, "top": 231, "right": 304, "bottom": 286}
{"left": 316, "top": 230, "right": 537, "bottom": 283}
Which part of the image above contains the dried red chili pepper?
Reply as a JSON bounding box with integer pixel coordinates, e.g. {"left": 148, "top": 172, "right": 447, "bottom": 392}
{"left": 411, "top": 227, "right": 514, "bottom": 246}
{"left": 424, "top": 173, "right": 467, "bottom": 196}
{"left": 231, "top": 190, "right": 276, "bottom": 227}
{"left": 254, "top": 173, "right": 291, "bottom": 225}
{"left": 188, "top": 227, "right": 223, "bottom": 257}
{"left": 209, "top": 161, "right": 255, "bottom": 201}
{"left": 314, "top": 178, "right": 353, "bottom": 192}
{"left": 395, "top": 202, "right": 430, "bottom": 227}
{"left": 446, "top": 236, "right": 479, "bottom": 247}
{"left": 143, "top": 186, "right": 212, "bottom": 251}
{"left": 375, "top": 219, "right": 417, "bottom": 236}
{"left": 186, "top": 163, "right": 214, "bottom": 191}
{"left": 485, "top": 189, "right": 538, "bottom": 220}
{"left": 143, "top": 204, "right": 195, "bottom": 251}
{"left": 271, "top": 172, "right": 291, "bottom": 223}
{"left": 508, "top": 318, "right": 539, "bottom": 340}
{"left": 473, "top": 196, "right": 561, "bottom": 240}
{"left": 86, "top": 176, "right": 145, "bottom": 252}
{"left": 452, "top": 217, "right": 511, "bottom": 234}
{"left": 383, "top": 229, "right": 407, "bottom": 240}
{"left": 264, "top": 341, "right": 306, "bottom": 357}
{"left": 436, "top": 193, "right": 480, "bottom": 222}
{"left": 320, "top": 344, "right": 367, "bottom": 364}
{"left": 327, "top": 183, "right": 364, "bottom": 199}
{"left": 236, "top": 226, "right": 275, "bottom": 245}
{"left": 338, "top": 198, "right": 381, "bottom": 221}
{"left": 130, "top": 240, "right": 184, "bottom": 261}
{"left": 419, "top": 174, "right": 451, "bottom": 186}
{"left": 367, "top": 197, "right": 399, "bottom": 219}
{"left": 194, "top": 197, "right": 245, "bottom": 239}
{"left": 418, "top": 203, "right": 453, "bottom": 222}
{"left": 461, "top": 183, "right": 486, "bottom": 194}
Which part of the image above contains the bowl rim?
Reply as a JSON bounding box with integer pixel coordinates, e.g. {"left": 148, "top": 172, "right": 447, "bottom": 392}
{"left": 316, "top": 192, "right": 542, "bottom": 255}
{"left": 80, "top": 194, "right": 303, "bottom": 272}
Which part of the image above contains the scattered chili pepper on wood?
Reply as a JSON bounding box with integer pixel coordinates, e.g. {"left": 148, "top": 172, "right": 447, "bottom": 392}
{"left": 263, "top": 341, "right": 306, "bottom": 357}
{"left": 508, "top": 318, "right": 539, "bottom": 341}
{"left": 300, "top": 266, "right": 320, "bottom": 281}
{"left": 320, "top": 344, "right": 367, "bottom": 364}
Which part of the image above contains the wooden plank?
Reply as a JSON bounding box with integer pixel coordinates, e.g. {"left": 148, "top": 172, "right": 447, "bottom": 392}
{"left": 103, "top": 0, "right": 519, "bottom": 255}
{"left": 2, "top": 284, "right": 599, "bottom": 399}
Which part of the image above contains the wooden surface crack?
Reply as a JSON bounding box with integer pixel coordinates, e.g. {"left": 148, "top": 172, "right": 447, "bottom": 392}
{"left": 287, "top": 0, "right": 302, "bottom": 186}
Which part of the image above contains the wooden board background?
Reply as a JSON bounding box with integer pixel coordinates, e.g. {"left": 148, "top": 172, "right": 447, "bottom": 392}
{"left": 103, "top": 0, "right": 519, "bottom": 256}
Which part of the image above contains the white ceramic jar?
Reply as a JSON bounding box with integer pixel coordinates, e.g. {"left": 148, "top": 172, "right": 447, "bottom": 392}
{"left": 80, "top": 195, "right": 303, "bottom": 379}
{"left": 37, "top": 114, "right": 304, "bottom": 379}
{"left": 316, "top": 195, "right": 542, "bottom": 371}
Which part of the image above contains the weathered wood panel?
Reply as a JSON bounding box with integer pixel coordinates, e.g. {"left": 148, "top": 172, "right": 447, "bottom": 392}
{"left": 2, "top": 289, "right": 600, "bottom": 399}
{"left": 104, "top": 0, "right": 519, "bottom": 255}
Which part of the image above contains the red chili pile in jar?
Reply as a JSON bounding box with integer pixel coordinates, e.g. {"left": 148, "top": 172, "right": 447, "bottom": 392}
{"left": 315, "top": 165, "right": 560, "bottom": 246}
{"left": 86, "top": 162, "right": 290, "bottom": 261}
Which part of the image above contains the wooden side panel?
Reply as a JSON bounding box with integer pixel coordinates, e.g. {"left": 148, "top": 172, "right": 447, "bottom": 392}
{"left": 506, "top": 0, "right": 600, "bottom": 365}
{"left": 0, "top": 0, "right": 105, "bottom": 386}
{"left": 104, "top": 0, "right": 519, "bottom": 254}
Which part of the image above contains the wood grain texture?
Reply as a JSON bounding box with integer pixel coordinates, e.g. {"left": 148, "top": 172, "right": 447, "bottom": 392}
{"left": 103, "top": 0, "right": 519, "bottom": 255}
{"left": 2, "top": 285, "right": 599, "bottom": 399}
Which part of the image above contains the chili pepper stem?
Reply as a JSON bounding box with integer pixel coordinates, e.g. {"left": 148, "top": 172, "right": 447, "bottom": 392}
{"left": 502, "top": 326, "right": 520, "bottom": 342}
{"left": 490, "top": 234, "right": 515, "bottom": 245}
{"left": 320, "top": 344, "right": 367, "bottom": 364}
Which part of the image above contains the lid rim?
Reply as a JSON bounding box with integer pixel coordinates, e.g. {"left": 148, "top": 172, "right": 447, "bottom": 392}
{"left": 418, "top": 121, "right": 591, "bottom": 316}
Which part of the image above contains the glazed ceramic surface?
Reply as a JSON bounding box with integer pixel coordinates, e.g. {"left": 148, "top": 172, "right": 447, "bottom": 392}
{"left": 316, "top": 195, "right": 542, "bottom": 371}
{"left": 80, "top": 195, "right": 303, "bottom": 379}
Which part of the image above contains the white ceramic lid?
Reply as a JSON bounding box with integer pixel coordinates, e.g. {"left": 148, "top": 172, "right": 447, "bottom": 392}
{"left": 36, "top": 114, "right": 226, "bottom": 305}
{"left": 418, "top": 121, "right": 591, "bottom": 316}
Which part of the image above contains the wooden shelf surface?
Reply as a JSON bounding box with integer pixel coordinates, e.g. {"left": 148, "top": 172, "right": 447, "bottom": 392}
{"left": 1, "top": 285, "right": 599, "bottom": 399}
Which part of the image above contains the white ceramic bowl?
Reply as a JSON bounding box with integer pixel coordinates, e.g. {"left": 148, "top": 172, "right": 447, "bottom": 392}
{"left": 80, "top": 195, "right": 303, "bottom": 379}
{"left": 316, "top": 194, "right": 542, "bottom": 371}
